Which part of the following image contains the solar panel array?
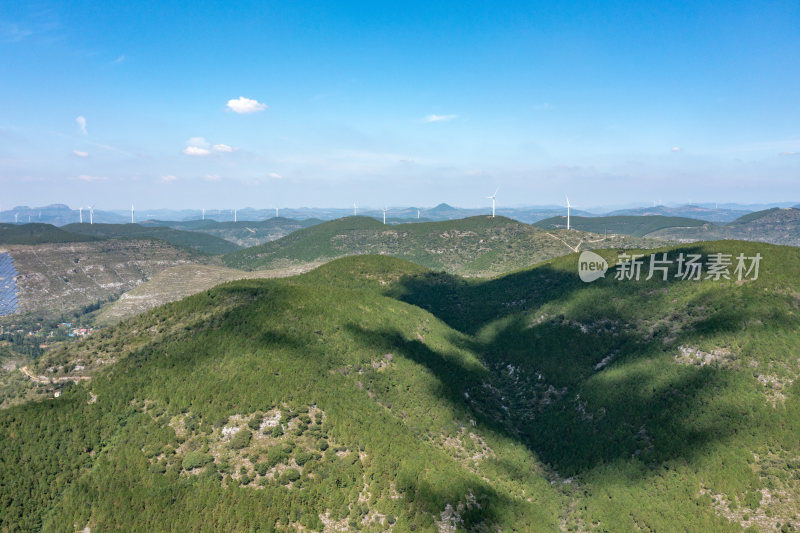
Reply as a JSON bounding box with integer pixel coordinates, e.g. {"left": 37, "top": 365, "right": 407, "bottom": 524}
{"left": 0, "top": 252, "right": 19, "bottom": 316}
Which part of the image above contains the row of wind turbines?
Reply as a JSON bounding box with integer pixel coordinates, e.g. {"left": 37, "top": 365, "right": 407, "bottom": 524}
{"left": 353, "top": 190, "right": 576, "bottom": 228}
{"left": 77, "top": 193, "right": 577, "bottom": 228}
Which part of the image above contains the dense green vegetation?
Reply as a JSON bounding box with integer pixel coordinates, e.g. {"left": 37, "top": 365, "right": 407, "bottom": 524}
{"left": 222, "top": 215, "right": 665, "bottom": 276}
{"left": 63, "top": 223, "right": 241, "bottom": 255}
{"left": 0, "top": 223, "right": 97, "bottom": 245}
{"left": 2, "top": 241, "right": 800, "bottom": 531}
{"left": 535, "top": 214, "right": 707, "bottom": 237}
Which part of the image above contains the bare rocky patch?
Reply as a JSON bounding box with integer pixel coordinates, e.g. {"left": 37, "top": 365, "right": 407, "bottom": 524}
{"left": 675, "top": 345, "right": 736, "bottom": 368}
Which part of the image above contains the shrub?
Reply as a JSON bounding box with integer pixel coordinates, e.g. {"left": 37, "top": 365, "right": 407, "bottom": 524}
{"left": 279, "top": 468, "right": 300, "bottom": 484}
{"left": 182, "top": 452, "right": 213, "bottom": 471}
{"left": 228, "top": 429, "right": 252, "bottom": 450}
{"left": 248, "top": 415, "right": 263, "bottom": 431}
{"left": 294, "top": 450, "right": 313, "bottom": 466}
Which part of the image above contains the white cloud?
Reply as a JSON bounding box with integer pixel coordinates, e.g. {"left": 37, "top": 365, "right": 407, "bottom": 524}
{"left": 212, "top": 144, "right": 235, "bottom": 153}
{"left": 77, "top": 174, "right": 107, "bottom": 182}
{"left": 671, "top": 146, "right": 681, "bottom": 152}
{"left": 183, "top": 146, "right": 211, "bottom": 156}
{"left": 112, "top": 55, "right": 125, "bottom": 64}
{"left": 268, "top": 172, "right": 282, "bottom": 179}
{"left": 160, "top": 174, "right": 177, "bottom": 182}
{"left": 186, "top": 137, "right": 209, "bottom": 147}
{"left": 204, "top": 174, "right": 221, "bottom": 182}
{"left": 424, "top": 114, "right": 459, "bottom": 123}
{"left": 779, "top": 151, "right": 799, "bottom": 156}
{"left": 72, "top": 150, "right": 89, "bottom": 157}
{"left": 76, "top": 116, "right": 87, "bottom": 135}
{"left": 226, "top": 96, "right": 268, "bottom": 114}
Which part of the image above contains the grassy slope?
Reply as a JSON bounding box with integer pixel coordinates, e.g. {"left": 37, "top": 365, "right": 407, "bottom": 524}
{"left": 223, "top": 215, "right": 666, "bottom": 276}
{"left": 2, "top": 242, "right": 800, "bottom": 531}
{"left": 535, "top": 214, "right": 708, "bottom": 237}
{"left": 0, "top": 223, "right": 97, "bottom": 245}
{"left": 63, "top": 223, "right": 241, "bottom": 255}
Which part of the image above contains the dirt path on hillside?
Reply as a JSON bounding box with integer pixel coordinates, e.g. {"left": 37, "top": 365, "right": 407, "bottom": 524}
{"left": 19, "top": 365, "right": 90, "bottom": 384}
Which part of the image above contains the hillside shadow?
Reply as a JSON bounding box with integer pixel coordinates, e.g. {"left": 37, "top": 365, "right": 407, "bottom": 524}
{"left": 388, "top": 262, "right": 586, "bottom": 335}
{"left": 355, "top": 245, "right": 784, "bottom": 478}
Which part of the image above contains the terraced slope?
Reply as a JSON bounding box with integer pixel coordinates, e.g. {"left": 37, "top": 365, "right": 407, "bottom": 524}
{"left": 94, "top": 263, "right": 323, "bottom": 325}
{"left": 1, "top": 240, "right": 204, "bottom": 318}
{"left": 3, "top": 242, "right": 800, "bottom": 531}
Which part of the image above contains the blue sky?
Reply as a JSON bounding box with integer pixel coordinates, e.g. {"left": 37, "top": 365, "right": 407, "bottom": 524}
{"left": 1, "top": 1, "right": 799, "bottom": 210}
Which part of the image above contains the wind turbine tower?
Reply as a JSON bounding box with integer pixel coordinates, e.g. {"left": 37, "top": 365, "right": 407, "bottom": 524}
{"left": 417, "top": 209, "right": 420, "bottom": 220}
{"left": 234, "top": 208, "right": 237, "bottom": 223}
{"left": 275, "top": 207, "right": 278, "bottom": 218}
{"left": 202, "top": 208, "right": 205, "bottom": 221}
{"left": 566, "top": 196, "right": 571, "bottom": 230}
{"left": 382, "top": 207, "right": 388, "bottom": 225}
{"left": 89, "top": 205, "right": 94, "bottom": 225}
{"left": 131, "top": 204, "right": 135, "bottom": 224}
{"left": 79, "top": 207, "right": 83, "bottom": 224}
{"left": 488, "top": 188, "right": 498, "bottom": 218}
{"left": 353, "top": 202, "right": 358, "bottom": 216}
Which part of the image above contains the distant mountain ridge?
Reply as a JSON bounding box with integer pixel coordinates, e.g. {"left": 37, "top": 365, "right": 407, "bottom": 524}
{"left": 648, "top": 207, "right": 800, "bottom": 246}
{"left": 6, "top": 201, "right": 793, "bottom": 225}
{"left": 605, "top": 205, "right": 750, "bottom": 223}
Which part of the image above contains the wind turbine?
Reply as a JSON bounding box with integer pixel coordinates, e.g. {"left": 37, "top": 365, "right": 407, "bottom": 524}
{"left": 233, "top": 208, "right": 237, "bottom": 223}
{"left": 14, "top": 213, "right": 18, "bottom": 224}
{"left": 417, "top": 209, "right": 420, "bottom": 220}
{"left": 565, "top": 196, "right": 572, "bottom": 230}
{"left": 488, "top": 188, "right": 498, "bottom": 218}
{"left": 89, "top": 205, "right": 95, "bottom": 225}
{"left": 382, "top": 206, "right": 388, "bottom": 225}
{"left": 79, "top": 207, "right": 83, "bottom": 224}
{"left": 275, "top": 207, "right": 278, "bottom": 218}
{"left": 131, "top": 204, "right": 135, "bottom": 224}
{"left": 353, "top": 202, "right": 358, "bottom": 216}
{"left": 202, "top": 208, "right": 205, "bottom": 221}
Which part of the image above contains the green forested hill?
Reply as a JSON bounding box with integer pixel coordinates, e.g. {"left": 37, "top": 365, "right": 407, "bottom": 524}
{"left": 0, "top": 223, "right": 97, "bottom": 244}
{"left": 223, "top": 215, "right": 665, "bottom": 276}
{"left": 63, "top": 223, "right": 241, "bottom": 255}
{"left": 2, "top": 242, "right": 800, "bottom": 531}
{"left": 534, "top": 214, "right": 707, "bottom": 237}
